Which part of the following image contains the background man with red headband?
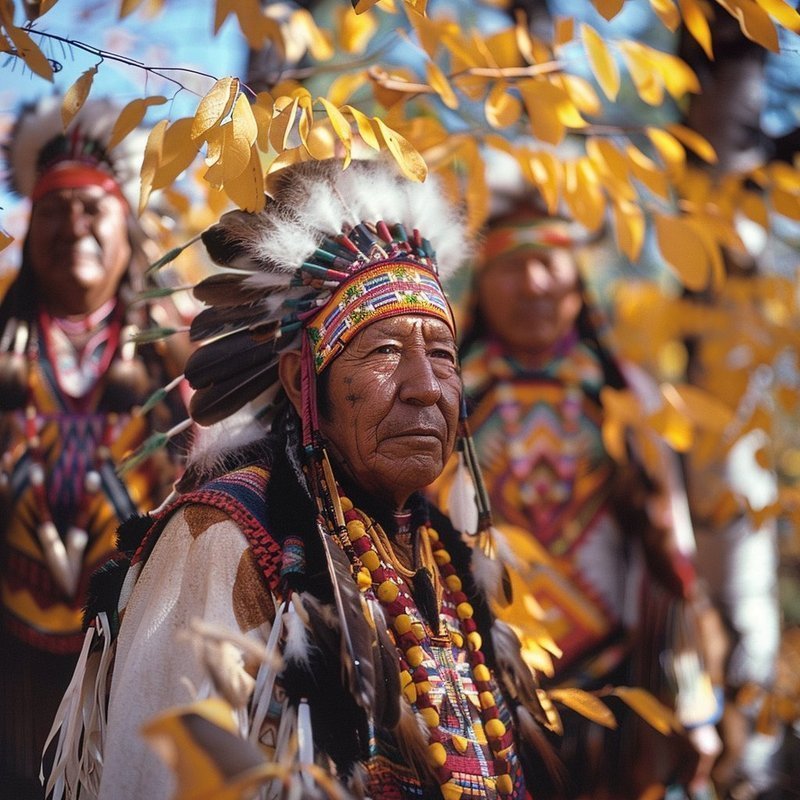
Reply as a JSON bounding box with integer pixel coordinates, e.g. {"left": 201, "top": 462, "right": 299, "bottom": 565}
{"left": 0, "top": 96, "right": 188, "bottom": 798}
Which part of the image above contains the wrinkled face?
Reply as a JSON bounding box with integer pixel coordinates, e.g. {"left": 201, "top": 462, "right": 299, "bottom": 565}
{"left": 319, "top": 314, "right": 461, "bottom": 509}
{"left": 27, "top": 185, "right": 132, "bottom": 317}
{"left": 477, "top": 246, "right": 583, "bottom": 359}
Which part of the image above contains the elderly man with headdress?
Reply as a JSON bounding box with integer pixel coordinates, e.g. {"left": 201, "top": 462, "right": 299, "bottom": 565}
{"left": 0, "top": 97, "right": 187, "bottom": 798}
{"left": 449, "top": 191, "right": 726, "bottom": 798}
{"left": 47, "top": 159, "right": 552, "bottom": 800}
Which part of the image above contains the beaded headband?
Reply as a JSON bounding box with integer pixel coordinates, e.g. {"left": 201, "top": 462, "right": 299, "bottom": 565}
{"left": 481, "top": 216, "right": 592, "bottom": 264}
{"left": 4, "top": 96, "right": 146, "bottom": 208}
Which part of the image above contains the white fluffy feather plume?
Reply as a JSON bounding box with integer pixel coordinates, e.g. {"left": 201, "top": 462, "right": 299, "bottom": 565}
{"left": 5, "top": 95, "right": 147, "bottom": 207}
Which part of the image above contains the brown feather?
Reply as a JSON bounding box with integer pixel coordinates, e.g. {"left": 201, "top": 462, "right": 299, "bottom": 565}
{"left": 367, "top": 599, "right": 401, "bottom": 730}
{"left": 393, "top": 701, "right": 437, "bottom": 787}
{"left": 491, "top": 619, "right": 540, "bottom": 709}
{"left": 317, "top": 521, "right": 377, "bottom": 712}
{"left": 184, "top": 330, "right": 278, "bottom": 389}
{"left": 515, "top": 704, "right": 567, "bottom": 790}
{"left": 193, "top": 273, "right": 275, "bottom": 307}
{"left": 189, "top": 302, "right": 276, "bottom": 342}
{"left": 190, "top": 361, "right": 279, "bottom": 426}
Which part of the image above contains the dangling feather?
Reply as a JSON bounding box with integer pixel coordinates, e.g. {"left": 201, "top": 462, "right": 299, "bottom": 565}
{"left": 472, "top": 527, "right": 513, "bottom": 608}
{"left": 393, "top": 700, "right": 437, "bottom": 787}
{"left": 366, "top": 599, "right": 401, "bottom": 730}
{"left": 184, "top": 330, "right": 279, "bottom": 389}
{"left": 490, "top": 619, "right": 541, "bottom": 713}
{"left": 410, "top": 568, "right": 439, "bottom": 633}
{"left": 190, "top": 361, "right": 280, "bottom": 426}
{"left": 317, "top": 521, "right": 376, "bottom": 712}
{"left": 446, "top": 451, "right": 479, "bottom": 537}
{"left": 514, "top": 704, "right": 567, "bottom": 790}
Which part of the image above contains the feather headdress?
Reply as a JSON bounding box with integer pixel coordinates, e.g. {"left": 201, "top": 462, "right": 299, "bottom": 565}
{"left": 4, "top": 95, "right": 146, "bottom": 208}
{"left": 138, "top": 158, "right": 470, "bottom": 485}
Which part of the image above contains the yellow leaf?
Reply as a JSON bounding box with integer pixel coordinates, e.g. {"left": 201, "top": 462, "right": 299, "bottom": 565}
{"left": 608, "top": 686, "right": 678, "bottom": 735}
{"left": 612, "top": 198, "right": 645, "bottom": 261}
{"left": 754, "top": 0, "right": 800, "bottom": 31}
{"left": 251, "top": 92, "right": 273, "bottom": 152}
{"left": 649, "top": 0, "right": 680, "bottom": 30}
{"left": 662, "top": 384, "right": 735, "bottom": 431}
{"left": 620, "top": 42, "right": 665, "bottom": 106}
{"left": 336, "top": 5, "right": 377, "bottom": 54}
{"left": 563, "top": 157, "right": 606, "bottom": 232}
{"left": 269, "top": 96, "right": 299, "bottom": 153}
{"left": 646, "top": 127, "right": 685, "bottom": 175}
{"left": 657, "top": 51, "right": 701, "bottom": 98}
{"left": 406, "top": 5, "right": 453, "bottom": 59}
{"left": 328, "top": 71, "right": 369, "bottom": 106}
{"left": 151, "top": 118, "right": 199, "bottom": 191}
{"left": 119, "top": 0, "right": 146, "bottom": 17}
{"left": 231, "top": 92, "right": 258, "bottom": 150}
{"left": 553, "top": 16, "right": 574, "bottom": 49}
{"left": 318, "top": 98, "right": 352, "bottom": 167}
{"left": 654, "top": 213, "right": 710, "bottom": 290}
{"left": 585, "top": 137, "right": 635, "bottom": 200}
{"left": 61, "top": 66, "right": 97, "bottom": 129}
{"left": 484, "top": 27, "right": 526, "bottom": 70}
{"left": 342, "top": 105, "right": 380, "bottom": 150}
{"left": 678, "top": 0, "right": 713, "bottom": 58}
{"left": 425, "top": 61, "right": 459, "bottom": 110}
{"left": 353, "top": 0, "right": 381, "bottom": 12}
{"left": 139, "top": 118, "right": 168, "bottom": 215}
{"left": 581, "top": 23, "right": 620, "bottom": 101}
{"left": 560, "top": 74, "right": 602, "bottom": 117}
{"left": 591, "top": 0, "right": 625, "bottom": 21}
{"left": 527, "top": 150, "right": 562, "bottom": 214}
{"left": 508, "top": 12, "right": 532, "bottom": 67}
{"left": 771, "top": 186, "right": 800, "bottom": 220}
{"left": 519, "top": 80, "right": 565, "bottom": 145}
{"left": 484, "top": 82, "right": 522, "bottom": 129}
{"left": 768, "top": 161, "right": 800, "bottom": 191}
{"left": 666, "top": 123, "right": 716, "bottom": 164}
{"left": 537, "top": 689, "right": 564, "bottom": 734}
{"left": 108, "top": 95, "right": 166, "bottom": 149}
{"left": 192, "top": 77, "right": 238, "bottom": 142}
{"left": 264, "top": 146, "right": 311, "bottom": 195}
{"left": 720, "top": 0, "right": 780, "bottom": 51}
{"left": 549, "top": 688, "right": 617, "bottom": 728}
{"left": 372, "top": 118, "right": 427, "bottom": 182}
{"left": 292, "top": 8, "right": 333, "bottom": 60}
{"left": 303, "top": 125, "right": 337, "bottom": 160}
{"left": 3, "top": 18, "right": 53, "bottom": 80}
{"left": 625, "top": 143, "right": 670, "bottom": 199}
{"left": 740, "top": 190, "right": 768, "bottom": 227}
{"left": 0, "top": 229, "right": 13, "bottom": 252}
{"left": 224, "top": 144, "right": 265, "bottom": 213}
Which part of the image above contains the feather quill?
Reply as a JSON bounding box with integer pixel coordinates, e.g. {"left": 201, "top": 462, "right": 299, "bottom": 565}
{"left": 190, "top": 361, "right": 280, "bottom": 426}
{"left": 317, "top": 520, "right": 376, "bottom": 712}
{"left": 184, "top": 330, "right": 279, "bottom": 389}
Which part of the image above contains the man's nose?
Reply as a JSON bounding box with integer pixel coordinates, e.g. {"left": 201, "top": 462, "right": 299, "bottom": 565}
{"left": 61, "top": 198, "right": 92, "bottom": 237}
{"left": 398, "top": 349, "right": 442, "bottom": 406}
{"left": 521, "top": 259, "right": 551, "bottom": 293}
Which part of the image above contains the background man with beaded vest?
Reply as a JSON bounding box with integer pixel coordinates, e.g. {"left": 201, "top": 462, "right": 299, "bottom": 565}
{"left": 47, "top": 159, "right": 550, "bottom": 800}
{"left": 0, "top": 96, "right": 189, "bottom": 798}
{"left": 446, "top": 178, "right": 727, "bottom": 799}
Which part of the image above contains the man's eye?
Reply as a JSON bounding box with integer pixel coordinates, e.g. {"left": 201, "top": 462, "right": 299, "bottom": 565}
{"left": 372, "top": 344, "right": 400, "bottom": 355}
{"left": 430, "top": 349, "right": 456, "bottom": 363}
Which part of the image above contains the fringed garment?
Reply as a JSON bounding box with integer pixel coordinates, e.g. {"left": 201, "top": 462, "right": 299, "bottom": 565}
{"left": 58, "top": 461, "right": 530, "bottom": 800}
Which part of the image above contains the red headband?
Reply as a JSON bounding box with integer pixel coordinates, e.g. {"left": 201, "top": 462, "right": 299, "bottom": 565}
{"left": 31, "top": 164, "right": 126, "bottom": 206}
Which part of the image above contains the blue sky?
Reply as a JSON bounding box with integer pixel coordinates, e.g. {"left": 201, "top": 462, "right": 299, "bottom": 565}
{"left": 0, "top": 0, "right": 247, "bottom": 268}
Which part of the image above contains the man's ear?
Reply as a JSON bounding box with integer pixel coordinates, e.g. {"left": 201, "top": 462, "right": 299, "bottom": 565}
{"left": 278, "top": 349, "right": 303, "bottom": 416}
